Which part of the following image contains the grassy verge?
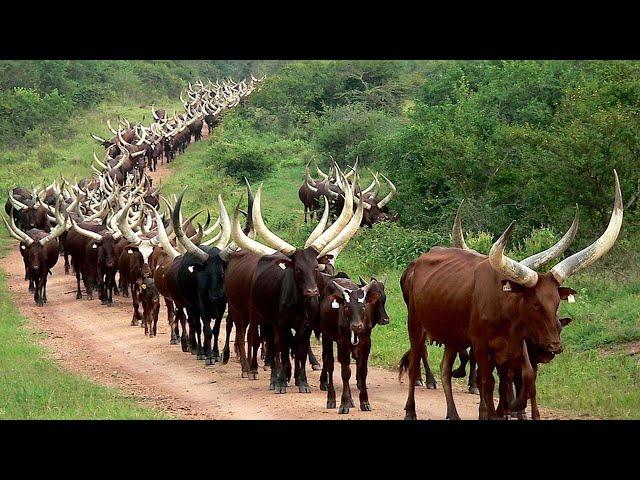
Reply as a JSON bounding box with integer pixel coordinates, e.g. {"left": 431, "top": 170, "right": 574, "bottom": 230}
{"left": 160, "top": 138, "right": 640, "bottom": 419}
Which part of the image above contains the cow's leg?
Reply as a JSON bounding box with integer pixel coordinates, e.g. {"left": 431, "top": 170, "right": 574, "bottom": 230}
{"left": 337, "top": 339, "right": 353, "bottom": 414}
{"left": 530, "top": 365, "right": 540, "bottom": 420}
{"left": 203, "top": 310, "right": 216, "bottom": 365}
{"left": 441, "top": 344, "right": 461, "bottom": 420}
{"left": 231, "top": 308, "right": 250, "bottom": 377}
{"left": 247, "top": 320, "right": 260, "bottom": 379}
{"left": 34, "top": 272, "right": 44, "bottom": 306}
{"left": 356, "top": 333, "right": 372, "bottom": 411}
{"left": 166, "top": 299, "right": 177, "bottom": 345}
{"left": 452, "top": 349, "right": 469, "bottom": 378}
{"left": 403, "top": 316, "right": 426, "bottom": 420}
{"left": 75, "top": 262, "right": 83, "bottom": 299}
{"left": 421, "top": 346, "right": 437, "bottom": 389}
{"left": 295, "top": 328, "right": 311, "bottom": 393}
{"left": 271, "top": 326, "right": 287, "bottom": 394}
{"left": 63, "top": 250, "right": 70, "bottom": 275}
{"left": 308, "top": 346, "right": 321, "bottom": 371}
{"left": 130, "top": 285, "right": 141, "bottom": 326}
{"left": 211, "top": 311, "right": 224, "bottom": 362}
{"left": 323, "top": 336, "right": 336, "bottom": 408}
{"left": 189, "top": 309, "right": 204, "bottom": 359}
{"left": 222, "top": 313, "right": 233, "bottom": 364}
{"left": 468, "top": 348, "right": 479, "bottom": 394}
{"left": 496, "top": 364, "right": 513, "bottom": 419}
{"left": 319, "top": 341, "right": 329, "bottom": 391}
{"left": 153, "top": 304, "right": 159, "bottom": 337}
{"left": 475, "top": 345, "right": 498, "bottom": 420}
{"left": 177, "top": 308, "right": 189, "bottom": 352}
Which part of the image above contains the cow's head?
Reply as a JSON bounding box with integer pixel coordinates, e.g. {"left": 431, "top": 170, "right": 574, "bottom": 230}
{"left": 465, "top": 171, "right": 623, "bottom": 360}
{"left": 358, "top": 275, "right": 389, "bottom": 326}
{"left": 327, "top": 278, "right": 383, "bottom": 345}
{"left": 170, "top": 190, "right": 233, "bottom": 305}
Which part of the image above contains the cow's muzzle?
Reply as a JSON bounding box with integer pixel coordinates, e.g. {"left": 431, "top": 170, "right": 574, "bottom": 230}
{"left": 546, "top": 342, "right": 563, "bottom": 355}
{"left": 303, "top": 288, "right": 319, "bottom": 297}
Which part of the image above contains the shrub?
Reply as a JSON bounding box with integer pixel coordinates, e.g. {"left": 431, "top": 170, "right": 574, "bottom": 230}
{"left": 208, "top": 138, "right": 275, "bottom": 183}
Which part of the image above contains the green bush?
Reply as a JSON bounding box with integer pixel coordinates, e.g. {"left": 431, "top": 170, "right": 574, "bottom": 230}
{"left": 209, "top": 138, "right": 275, "bottom": 183}
{"left": 349, "top": 222, "right": 446, "bottom": 271}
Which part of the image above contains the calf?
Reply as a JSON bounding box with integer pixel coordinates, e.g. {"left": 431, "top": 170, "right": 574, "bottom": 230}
{"left": 318, "top": 276, "right": 389, "bottom": 413}
{"left": 137, "top": 277, "right": 160, "bottom": 336}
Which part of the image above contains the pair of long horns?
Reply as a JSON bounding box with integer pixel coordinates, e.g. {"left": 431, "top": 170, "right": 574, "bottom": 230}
{"left": 454, "top": 170, "right": 623, "bottom": 287}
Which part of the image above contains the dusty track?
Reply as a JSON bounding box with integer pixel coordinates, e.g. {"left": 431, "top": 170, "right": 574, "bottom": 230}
{"left": 0, "top": 129, "right": 570, "bottom": 420}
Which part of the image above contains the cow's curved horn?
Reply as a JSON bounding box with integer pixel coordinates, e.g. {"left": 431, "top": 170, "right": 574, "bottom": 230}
{"left": 107, "top": 119, "right": 118, "bottom": 135}
{"left": 316, "top": 163, "right": 328, "bottom": 180}
{"left": 8, "top": 191, "right": 28, "bottom": 211}
{"left": 231, "top": 201, "right": 276, "bottom": 257}
{"left": 91, "top": 133, "right": 107, "bottom": 143}
{"left": 39, "top": 200, "right": 67, "bottom": 245}
{"left": 118, "top": 199, "right": 142, "bottom": 246}
{"left": 319, "top": 187, "right": 364, "bottom": 257}
{"left": 521, "top": 206, "right": 579, "bottom": 269}
{"left": 151, "top": 105, "right": 160, "bottom": 121}
{"left": 304, "top": 196, "right": 330, "bottom": 248}
{"left": 377, "top": 173, "right": 396, "bottom": 208}
{"left": 172, "top": 189, "right": 209, "bottom": 263}
{"left": 93, "top": 151, "right": 109, "bottom": 171}
{"left": 2, "top": 212, "right": 33, "bottom": 245}
{"left": 215, "top": 195, "right": 231, "bottom": 250}
{"left": 452, "top": 199, "right": 469, "bottom": 250}
{"left": 309, "top": 173, "right": 354, "bottom": 253}
{"left": 489, "top": 221, "right": 539, "bottom": 288}
{"left": 151, "top": 206, "right": 180, "bottom": 259}
{"left": 361, "top": 171, "right": 379, "bottom": 196}
{"left": 550, "top": 170, "right": 623, "bottom": 283}
{"left": 71, "top": 217, "right": 103, "bottom": 242}
{"left": 252, "top": 185, "right": 296, "bottom": 255}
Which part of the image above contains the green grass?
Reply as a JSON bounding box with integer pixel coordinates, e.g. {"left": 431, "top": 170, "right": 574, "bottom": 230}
{"left": 160, "top": 136, "right": 640, "bottom": 419}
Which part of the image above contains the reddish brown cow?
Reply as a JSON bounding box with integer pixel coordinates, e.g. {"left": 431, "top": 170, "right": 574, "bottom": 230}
{"left": 400, "top": 172, "right": 623, "bottom": 420}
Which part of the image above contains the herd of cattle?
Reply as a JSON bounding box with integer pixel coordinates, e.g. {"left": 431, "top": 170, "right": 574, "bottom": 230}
{"left": 1, "top": 75, "right": 626, "bottom": 420}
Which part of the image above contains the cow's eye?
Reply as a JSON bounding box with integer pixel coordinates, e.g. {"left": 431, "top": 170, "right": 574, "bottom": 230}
{"left": 533, "top": 301, "right": 543, "bottom": 311}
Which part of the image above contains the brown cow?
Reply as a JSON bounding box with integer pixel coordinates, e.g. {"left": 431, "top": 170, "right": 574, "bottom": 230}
{"left": 400, "top": 171, "right": 623, "bottom": 420}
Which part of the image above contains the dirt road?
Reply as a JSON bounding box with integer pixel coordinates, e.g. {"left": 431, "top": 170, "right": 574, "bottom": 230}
{"left": 0, "top": 130, "right": 569, "bottom": 420}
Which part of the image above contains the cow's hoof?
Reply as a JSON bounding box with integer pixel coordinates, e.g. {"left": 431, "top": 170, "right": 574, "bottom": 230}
{"left": 262, "top": 364, "right": 270, "bottom": 371}
{"left": 181, "top": 344, "right": 189, "bottom": 353}
{"left": 196, "top": 354, "right": 206, "bottom": 360}
{"left": 76, "top": 294, "right": 82, "bottom": 300}
{"left": 298, "top": 383, "right": 311, "bottom": 393}
{"left": 101, "top": 300, "right": 107, "bottom": 305}
{"left": 451, "top": 367, "right": 466, "bottom": 379}
{"left": 468, "top": 386, "right": 480, "bottom": 395}
{"left": 205, "top": 357, "right": 216, "bottom": 366}
{"left": 190, "top": 349, "right": 197, "bottom": 355}
{"left": 170, "top": 338, "right": 178, "bottom": 345}
{"left": 404, "top": 412, "right": 417, "bottom": 420}
{"left": 242, "top": 371, "right": 249, "bottom": 379}
{"left": 414, "top": 379, "right": 424, "bottom": 386}
{"left": 360, "top": 402, "right": 371, "bottom": 411}
{"left": 319, "top": 381, "right": 328, "bottom": 391}
{"left": 222, "top": 351, "right": 230, "bottom": 364}
{"left": 326, "top": 400, "right": 336, "bottom": 409}
{"left": 311, "top": 363, "right": 322, "bottom": 371}
{"left": 268, "top": 381, "right": 274, "bottom": 390}
{"left": 349, "top": 398, "right": 355, "bottom": 408}
{"left": 248, "top": 372, "right": 258, "bottom": 380}
{"left": 274, "top": 384, "right": 286, "bottom": 394}
{"left": 107, "top": 302, "right": 114, "bottom": 307}
{"left": 338, "top": 405, "right": 350, "bottom": 414}
{"left": 426, "top": 381, "right": 437, "bottom": 389}
{"left": 130, "top": 320, "right": 138, "bottom": 327}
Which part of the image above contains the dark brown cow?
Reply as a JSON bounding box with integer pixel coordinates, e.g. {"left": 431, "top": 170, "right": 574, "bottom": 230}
{"left": 318, "top": 275, "right": 389, "bottom": 413}
{"left": 399, "top": 172, "right": 623, "bottom": 420}
{"left": 2, "top": 200, "right": 66, "bottom": 306}
{"left": 137, "top": 277, "right": 160, "bottom": 337}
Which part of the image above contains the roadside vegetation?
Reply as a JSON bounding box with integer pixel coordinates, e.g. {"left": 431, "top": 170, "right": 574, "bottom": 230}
{"left": 1, "top": 60, "right": 638, "bottom": 418}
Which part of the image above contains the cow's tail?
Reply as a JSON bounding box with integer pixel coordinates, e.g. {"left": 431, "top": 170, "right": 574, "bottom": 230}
{"left": 398, "top": 350, "right": 411, "bottom": 382}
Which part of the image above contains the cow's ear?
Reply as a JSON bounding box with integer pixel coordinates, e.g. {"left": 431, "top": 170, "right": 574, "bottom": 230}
{"left": 358, "top": 275, "right": 366, "bottom": 287}
{"left": 559, "top": 317, "right": 573, "bottom": 327}
{"left": 558, "top": 287, "right": 577, "bottom": 301}
{"left": 275, "top": 258, "right": 293, "bottom": 270}
{"left": 366, "top": 291, "right": 380, "bottom": 304}
{"left": 327, "top": 294, "right": 344, "bottom": 307}
{"left": 501, "top": 280, "right": 525, "bottom": 293}
{"left": 317, "top": 254, "right": 333, "bottom": 265}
